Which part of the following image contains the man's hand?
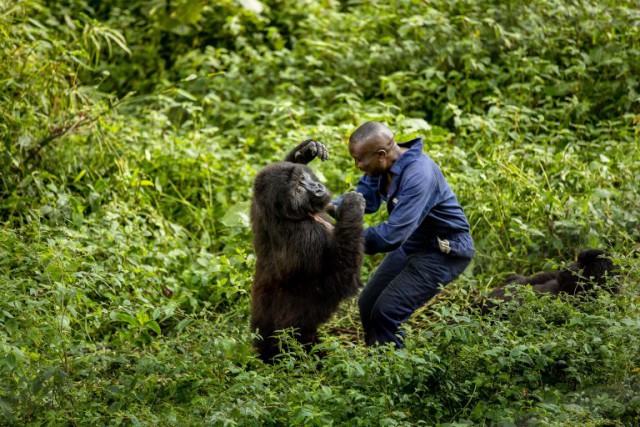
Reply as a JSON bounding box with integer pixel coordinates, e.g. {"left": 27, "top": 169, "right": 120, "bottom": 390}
{"left": 284, "top": 139, "right": 329, "bottom": 164}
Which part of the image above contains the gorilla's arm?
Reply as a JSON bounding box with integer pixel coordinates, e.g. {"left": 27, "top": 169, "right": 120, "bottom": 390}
{"left": 479, "top": 270, "right": 561, "bottom": 313}
{"left": 531, "top": 279, "right": 561, "bottom": 294}
{"left": 285, "top": 139, "right": 329, "bottom": 164}
{"left": 477, "top": 284, "right": 517, "bottom": 314}
{"left": 323, "top": 191, "right": 365, "bottom": 298}
{"left": 504, "top": 271, "right": 559, "bottom": 286}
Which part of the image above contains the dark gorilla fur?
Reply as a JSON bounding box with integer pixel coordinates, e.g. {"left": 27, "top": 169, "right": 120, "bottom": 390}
{"left": 479, "top": 249, "right": 617, "bottom": 314}
{"left": 250, "top": 161, "right": 364, "bottom": 363}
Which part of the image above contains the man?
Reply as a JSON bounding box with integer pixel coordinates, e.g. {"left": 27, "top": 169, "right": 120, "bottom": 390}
{"left": 339, "top": 121, "right": 474, "bottom": 347}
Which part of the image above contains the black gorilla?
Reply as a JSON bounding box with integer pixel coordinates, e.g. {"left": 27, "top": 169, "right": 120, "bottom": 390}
{"left": 479, "top": 249, "right": 617, "bottom": 314}
{"left": 250, "top": 140, "right": 365, "bottom": 363}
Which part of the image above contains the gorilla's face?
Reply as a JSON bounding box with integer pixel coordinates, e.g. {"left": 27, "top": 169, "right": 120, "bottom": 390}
{"left": 294, "top": 170, "right": 331, "bottom": 212}
{"left": 254, "top": 162, "right": 331, "bottom": 220}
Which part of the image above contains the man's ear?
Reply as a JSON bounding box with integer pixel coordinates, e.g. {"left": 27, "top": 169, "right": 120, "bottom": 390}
{"left": 377, "top": 149, "right": 387, "bottom": 159}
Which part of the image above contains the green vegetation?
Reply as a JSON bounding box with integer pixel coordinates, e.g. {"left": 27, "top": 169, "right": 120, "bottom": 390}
{"left": 1, "top": 0, "right": 639, "bottom": 424}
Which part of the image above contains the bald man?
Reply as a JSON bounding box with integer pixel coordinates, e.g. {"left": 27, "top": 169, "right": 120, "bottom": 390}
{"left": 340, "top": 121, "right": 475, "bottom": 347}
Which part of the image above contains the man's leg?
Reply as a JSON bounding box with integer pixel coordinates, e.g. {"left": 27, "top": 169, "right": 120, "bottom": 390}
{"left": 368, "top": 251, "right": 471, "bottom": 347}
{"left": 358, "top": 248, "right": 408, "bottom": 345}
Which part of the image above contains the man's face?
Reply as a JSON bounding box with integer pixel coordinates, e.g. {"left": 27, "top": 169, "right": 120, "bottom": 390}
{"left": 348, "top": 140, "right": 387, "bottom": 177}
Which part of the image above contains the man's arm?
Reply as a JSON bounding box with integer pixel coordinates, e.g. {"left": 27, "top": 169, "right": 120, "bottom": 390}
{"left": 328, "top": 175, "right": 382, "bottom": 219}
{"left": 355, "top": 175, "right": 383, "bottom": 214}
{"left": 364, "top": 166, "right": 438, "bottom": 254}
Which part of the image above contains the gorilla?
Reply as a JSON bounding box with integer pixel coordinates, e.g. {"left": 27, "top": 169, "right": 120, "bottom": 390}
{"left": 250, "top": 140, "right": 365, "bottom": 363}
{"left": 479, "top": 249, "right": 617, "bottom": 314}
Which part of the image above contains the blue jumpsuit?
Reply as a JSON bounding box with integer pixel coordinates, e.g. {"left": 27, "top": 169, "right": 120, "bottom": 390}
{"left": 353, "top": 138, "right": 475, "bottom": 347}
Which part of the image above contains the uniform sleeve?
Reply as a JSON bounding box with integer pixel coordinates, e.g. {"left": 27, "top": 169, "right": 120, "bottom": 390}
{"left": 364, "top": 165, "right": 439, "bottom": 254}
{"left": 332, "top": 175, "right": 382, "bottom": 213}
{"left": 355, "top": 175, "right": 382, "bottom": 214}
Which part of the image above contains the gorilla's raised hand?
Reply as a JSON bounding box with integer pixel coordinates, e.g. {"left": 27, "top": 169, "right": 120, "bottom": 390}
{"left": 285, "top": 139, "right": 329, "bottom": 164}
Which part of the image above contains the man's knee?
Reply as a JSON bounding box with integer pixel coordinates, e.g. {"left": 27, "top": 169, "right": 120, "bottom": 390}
{"left": 369, "top": 299, "right": 394, "bottom": 324}
{"left": 358, "top": 286, "right": 371, "bottom": 311}
{"left": 358, "top": 278, "right": 383, "bottom": 316}
{"left": 357, "top": 291, "right": 369, "bottom": 316}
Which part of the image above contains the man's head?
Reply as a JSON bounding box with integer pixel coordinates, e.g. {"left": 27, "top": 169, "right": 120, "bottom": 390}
{"left": 348, "top": 121, "right": 395, "bottom": 177}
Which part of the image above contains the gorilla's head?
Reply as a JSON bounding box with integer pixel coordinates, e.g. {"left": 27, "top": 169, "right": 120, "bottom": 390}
{"left": 557, "top": 249, "right": 617, "bottom": 294}
{"left": 577, "top": 249, "right": 616, "bottom": 286}
{"left": 253, "top": 162, "right": 331, "bottom": 220}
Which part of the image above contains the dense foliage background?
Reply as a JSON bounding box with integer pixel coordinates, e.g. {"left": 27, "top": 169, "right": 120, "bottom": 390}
{"left": 1, "top": 0, "right": 639, "bottom": 425}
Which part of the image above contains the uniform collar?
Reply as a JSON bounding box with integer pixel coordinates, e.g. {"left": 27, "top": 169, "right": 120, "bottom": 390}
{"left": 390, "top": 137, "right": 423, "bottom": 175}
